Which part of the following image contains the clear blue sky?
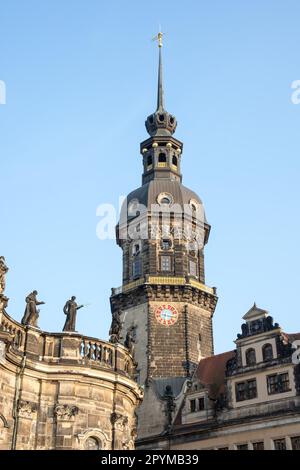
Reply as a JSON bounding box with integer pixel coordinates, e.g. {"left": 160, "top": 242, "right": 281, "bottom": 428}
{"left": 1, "top": 1, "right": 300, "bottom": 354}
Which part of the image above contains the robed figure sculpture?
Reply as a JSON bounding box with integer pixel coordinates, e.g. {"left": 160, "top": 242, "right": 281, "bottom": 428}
{"left": 21, "top": 290, "right": 45, "bottom": 327}
{"left": 63, "top": 296, "right": 83, "bottom": 332}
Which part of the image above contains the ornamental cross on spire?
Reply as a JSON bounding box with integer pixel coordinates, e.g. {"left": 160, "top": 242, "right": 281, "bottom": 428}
{"left": 153, "top": 31, "right": 163, "bottom": 48}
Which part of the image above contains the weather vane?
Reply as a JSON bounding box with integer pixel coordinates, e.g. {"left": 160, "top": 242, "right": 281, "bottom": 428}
{"left": 152, "top": 31, "right": 163, "bottom": 48}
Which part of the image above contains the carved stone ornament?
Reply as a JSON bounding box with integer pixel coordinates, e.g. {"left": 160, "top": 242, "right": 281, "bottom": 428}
{"left": 17, "top": 400, "right": 38, "bottom": 418}
{"left": 110, "top": 412, "right": 128, "bottom": 431}
{"left": 54, "top": 404, "right": 79, "bottom": 420}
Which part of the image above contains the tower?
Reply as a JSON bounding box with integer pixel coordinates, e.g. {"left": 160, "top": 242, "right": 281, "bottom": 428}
{"left": 110, "top": 33, "right": 218, "bottom": 439}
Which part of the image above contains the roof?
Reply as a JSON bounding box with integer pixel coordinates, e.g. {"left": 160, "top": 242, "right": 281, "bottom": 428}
{"left": 126, "top": 180, "right": 202, "bottom": 209}
{"left": 283, "top": 332, "right": 300, "bottom": 343}
{"left": 243, "top": 303, "right": 268, "bottom": 321}
{"left": 194, "top": 350, "right": 236, "bottom": 399}
{"left": 173, "top": 351, "right": 235, "bottom": 427}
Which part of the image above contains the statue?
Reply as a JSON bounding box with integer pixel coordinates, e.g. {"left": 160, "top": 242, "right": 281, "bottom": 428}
{"left": 124, "top": 326, "right": 136, "bottom": 355}
{"left": 0, "top": 256, "right": 8, "bottom": 294}
{"left": 63, "top": 296, "right": 84, "bottom": 332}
{"left": 109, "top": 310, "right": 122, "bottom": 344}
{"left": 21, "top": 291, "right": 45, "bottom": 327}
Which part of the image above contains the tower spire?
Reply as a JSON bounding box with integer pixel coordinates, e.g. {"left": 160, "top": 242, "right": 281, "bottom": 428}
{"left": 146, "top": 32, "right": 177, "bottom": 137}
{"left": 156, "top": 32, "right": 164, "bottom": 111}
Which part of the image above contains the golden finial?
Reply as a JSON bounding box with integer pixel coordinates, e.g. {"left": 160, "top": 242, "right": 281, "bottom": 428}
{"left": 152, "top": 31, "right": 163, "bottom": 48}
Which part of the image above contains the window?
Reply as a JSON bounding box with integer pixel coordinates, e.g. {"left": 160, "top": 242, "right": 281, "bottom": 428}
{"left": 262, "top": 343, "right": 273, "bottom": 361}
{"left": 190, "top": 399, "right": 196, "bottom": 413}
{"left": 189, "top": 260, "right": 197, "bottom": 277}
{"left": 267, "top": 372, "right": 290, "bottom": 395}
{"left": 245, "top": 348, "right": 256, "bottom": 366}
{"left": 132, "top": 258, "right": 141, "bottom": 278}
{"left": 273, "top": 438, "right": 286, "bottom": 450}
{"left": 133, "top": 243, "right": 140, "bottom": 256}
{"left": 147, "top": 155, "right": 153, "bottom": 166}
{"left": 237, "top": 444, "right": 248, "bottom": 450}
{"left": 161, "top": 256, "right": 171, "bottom": 272}
{"left": 291, "top": 436, "right": 300, "bottom": 450}
{"left": 161, "top": 239, "right": 172, "bottom": 250}
{"left": 190, "top": 397, "right": 205, "bottom": 412}
{"left": 172, "top": 155, "right": 178, "bottom": 166}
{"left": 158, "top": 152, "right": 167, "bottom": 163}
{"left": 252, "top": 442, "right": 264, "bottom": 450}
{"left": 235, "top": 379, "right": 257, "bottom": 402}
{"left": 198, "top": 397, "right": 205, "bottom": 411}
{"left": 157, "top": 192, "right": 173, "bottom": 205}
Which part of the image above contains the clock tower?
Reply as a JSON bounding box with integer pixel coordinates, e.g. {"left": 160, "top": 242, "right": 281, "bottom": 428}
{"left": 110, "top": 34, "right": 218, "bottom": 439}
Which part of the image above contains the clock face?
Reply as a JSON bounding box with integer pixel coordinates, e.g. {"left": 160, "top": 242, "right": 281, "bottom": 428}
{"left": 155, "top": 304, "right": 179, "bottom": 326}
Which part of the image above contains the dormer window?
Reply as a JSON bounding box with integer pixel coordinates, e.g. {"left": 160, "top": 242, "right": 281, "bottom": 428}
{"left": 245, "top": 348, "right": 256, "bottom": 366}
{"left": 189, "top": 397, "right": 205, "bottom": 412}
{"left": 157, "top": 192, "right": 173, "bottom": 206}
{"left": 262, "top": 343, "right": 273, "bottom": 361}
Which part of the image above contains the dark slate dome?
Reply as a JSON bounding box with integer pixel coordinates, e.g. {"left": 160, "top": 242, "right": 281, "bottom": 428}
{"left": 120, "top": 180, "right": 204, "bottom": 222}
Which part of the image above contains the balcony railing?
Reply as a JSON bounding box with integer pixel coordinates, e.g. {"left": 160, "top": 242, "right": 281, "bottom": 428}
{"left": 0, "top": 310, "right": 133, "bottom": 377}
{"left": 111, "top": 276, "right": 216, "bottom": 296}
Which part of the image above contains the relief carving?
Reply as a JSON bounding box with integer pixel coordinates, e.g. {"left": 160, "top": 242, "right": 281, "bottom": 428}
{"left": 17, "top": 400, "right": 38, "bottom": 418}
{"left": 54, "top": 404, "right": 79, "bottom": 420}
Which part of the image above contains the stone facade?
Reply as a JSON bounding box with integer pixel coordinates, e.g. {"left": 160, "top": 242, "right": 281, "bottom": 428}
{"left": 136, "top": 305, "right": 300, "bottom": 450}
{"left": 110, "top": 41, "right": 218, "bottom": 440}
{"left": 0, "top": 306, "right": 142, "bottom": 450}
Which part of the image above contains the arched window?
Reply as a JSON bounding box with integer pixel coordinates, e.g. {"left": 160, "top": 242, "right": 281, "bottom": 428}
{"left": 147, "top": 155, "right": 153, "bottom": 166}
{"left": 245, "top": 348, "right": 256, "bottom": 366}
{"left": 262, "top": 343, "right": 273, "bottom": 361}
{"left": 172, "top": 155, "right": 178, "bottom": 166}
{"left": 158, "top": 152, "right": 167, "bottom": 163}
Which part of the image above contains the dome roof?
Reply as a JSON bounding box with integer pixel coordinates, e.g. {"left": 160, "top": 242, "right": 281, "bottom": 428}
{"left": 119, "top": 180, "right": 204, "bottom": 222}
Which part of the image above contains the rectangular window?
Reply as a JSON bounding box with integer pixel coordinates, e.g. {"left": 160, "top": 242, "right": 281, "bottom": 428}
{"left": 247, "top": 379, "right": 257, "bottom": 399}
{"left": 267, "top": 372, "right": 290, "bottom": 395}
{"left": 198, "top": 397, "right": 205, "bottom": 411}
{"left": 237, "top": 444, "right": 248, "bottom": 450}
{"left": 252, "top": 442, "right": 264, "bottom": 450}
{"left": 291, "top": 436, "right": 300, "bottom": 450}
{"left": 161, "top": 256, "right": 171, "bottom": 272}
{"left": 189, "top": 260, "right": 197, "bottom": 277}
{"left": 273, "top": 439, "right": 286, "bottom": 450}
{"left": 235, "top": 379, "right": 257, "bottom": 402}
{"left": 132, "top": 258, "right": 141, "bottom": 278}
{"left": 190, "top": 399, "right": 196, "bottom": 413}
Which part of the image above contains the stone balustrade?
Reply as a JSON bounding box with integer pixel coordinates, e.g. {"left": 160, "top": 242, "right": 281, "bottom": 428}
{"left": 0, "top": 310, "right": 134, "bottom": 377}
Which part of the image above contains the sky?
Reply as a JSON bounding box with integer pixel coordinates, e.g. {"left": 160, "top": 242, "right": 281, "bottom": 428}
{"left": 0, "top": 0, "right": 300, "bottom": 354}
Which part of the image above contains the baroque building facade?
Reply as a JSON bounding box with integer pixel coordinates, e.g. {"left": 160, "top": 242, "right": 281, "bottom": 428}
{"left": 0, "top": 263, "right": 142, "bottom": 450}
{"left": 0, "top": 35, "right": 300, "bottom": 451}
{"left": 110, "top": 35, "right": 300, "bottom": 449}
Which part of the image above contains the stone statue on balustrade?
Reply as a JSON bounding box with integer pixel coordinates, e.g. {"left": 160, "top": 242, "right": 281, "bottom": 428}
{"left": 0, "top": 256, "right": 8, "bottom": 295}
{"left": 63, "top": 296, "right": 84, "bottom": 332}
{"left": 21, "top": 291, "right": 45, "bottom": 327}
{"left": 109, "top": 310, "right": 122, "bottom": 344}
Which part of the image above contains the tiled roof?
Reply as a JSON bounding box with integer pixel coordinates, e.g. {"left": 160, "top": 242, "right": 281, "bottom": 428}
{"left": 173, "top": 351, "right": 236, "bottom": 426}
{"left": 195, "top": 350, "right": 236, "bottom": 399}
{"left": 284, "top": 332, "right": 300, "bottom": 343}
